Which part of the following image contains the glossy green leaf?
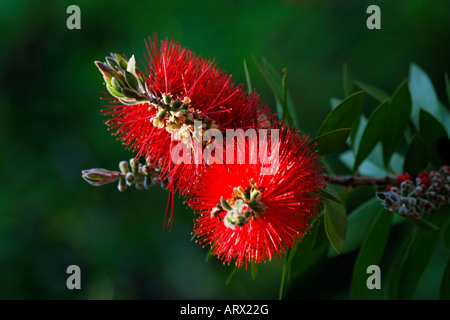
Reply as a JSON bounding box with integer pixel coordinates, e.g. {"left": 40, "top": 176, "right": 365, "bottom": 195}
{"left": 281, "top": 68, "right": 291, "bottom": 125}
{"left": 330, "top": 97, "right": 341, "bottom": 109}
{"left": 220, "top": 197, "right": 232, "bottom": 211}
{"left": 350, "top": 114, "right": 367, "bottom": 153}
{"left": 351, "top": 210, "right": 392, "bottom": 300}
{"left": 251, "top": 263, "right": 258, "bottom": 280}
{"left": 319, "top": 189, "right": 343, "bottom": 205}
{"left": 317, "top": 91, "right": 364, "bottom": 137}
{"left": 311, "top": 128, "right": 351, "bottom": 155}
{"left": 445, "top": 72, "right": 450, "bottom": 108}
{"left": 290, "top": 219, "right": 327, "bottom": 279}
{"left": 126, "top": 55, "right": 136, "bottom": 75}
{"left": 205, "top": 247, "right": 213, "bottom": 262}
{"left": 383, "top": 80, "right": 412, "bottom": 168}
{"left": 106, "top": 84, "right": 125, "bottom": 98}
{"left": 354, "top": 100, "right": 390, "bottom": 171}
{"left": 115, "top": 53, "right": 128, "bottom": 70}
{"left": 354, "top": 80, "right": 390, "bottom": 102}
{"left": 420, "top": 109, "right": 448, "bottom": 168}
{"left": 253, "top": 57, "right": 299, "bottom": 128}
{"left": 389, "top": 207, "right": 448, "bottom": 299}
{"left": 324, "top": 199, "right": 347, "bottom": 254}
{"left": 403, "top": 216, "right": 440, "bottom": 230}
{"left": 439, "top": 259, "right": 450, "bottom": 299}
{"left": 279, "top": 248, "right": 291, "bottom": 300}
{"left": 403, "top": 134, "right": 429, "bottom": 176}
{"left": 343, "top": 63, "right": 355, "bottom": 97}
{"left": 225, "top": 266, "right": 238, "bottom": 285}
{"left": 313, "top": 217, "right": 328, "bottom": 251}
{"left": 328, "top": 197, "right": 381, "bottom": 258}
{"left": 106, "top": 56, "right": 120, "bottom": 70}
{"left": 409, "top": 64, "right": 443, "bottom": 130}
{"left": 387, "top": 228, "right": 416, "bottom": 299}
{"left": 125, "top": 71, "right": 140, "bottom": 91}
{"left": 121, "top": 87, "right": 140, "bottom": 99}
{"left": 243, "top": 59, "right": 252, "bottom": 94}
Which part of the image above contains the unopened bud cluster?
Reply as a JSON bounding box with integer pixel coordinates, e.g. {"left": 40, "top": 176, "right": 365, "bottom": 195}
{"left": 95, "top": 55, "right": 219, "bottom": 149}
{"left": 212, "top": 179, "right": 267, "bottom": 229}
{"left": 82, "top": 158, "right": 168, "bottom": 192}
{"left": 376, "top": 165, "right": 450, "bottom": 217}
{"left": 95, "top": 54, "right": 150, "bottom": 105}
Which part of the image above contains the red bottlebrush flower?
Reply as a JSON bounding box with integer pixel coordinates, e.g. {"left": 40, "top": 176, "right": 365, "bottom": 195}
{"left": 97, "top": 36, "right": 269, "bottom": 198}
{"left": 396, "top": 172, "right": 412, "bottom": 185}
{"left": 186, "top": 124, "right": 325, "bottom": 268}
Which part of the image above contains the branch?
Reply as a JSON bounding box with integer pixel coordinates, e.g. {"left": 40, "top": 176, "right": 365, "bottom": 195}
{"left": 323, "top": 174, "right": 396, "bottom": 188}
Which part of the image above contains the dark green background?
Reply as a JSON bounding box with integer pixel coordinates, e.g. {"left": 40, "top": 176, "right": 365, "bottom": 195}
{"left": 1, "top": 0, "right": 449, "bottom": 299}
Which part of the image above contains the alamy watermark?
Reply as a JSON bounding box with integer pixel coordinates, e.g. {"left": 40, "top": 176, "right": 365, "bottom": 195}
{"left": 170, "top": 121, "right": 280, "bottom": 175}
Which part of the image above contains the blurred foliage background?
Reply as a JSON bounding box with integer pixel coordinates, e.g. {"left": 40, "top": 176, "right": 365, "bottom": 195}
{"left": 1, "top": 0, "right": 449, "bottom": 299}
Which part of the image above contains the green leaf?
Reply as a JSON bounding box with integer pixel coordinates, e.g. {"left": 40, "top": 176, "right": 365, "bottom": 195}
{"left": 383, "top": 80, "right": 412, "bottom": 168}
{"left": 313, "top": 217, "right": 328, "bottom": 251}
{"left": 445, "top": 72, "right": 450, "bottom": 108}
{"left": 126, "top": 55, "right": 136, "bottom": 75}
{"left": 408, "top": 64, "right": 443, "bottom": 130}
{"left": 251, "top": 263, "right": 258, "bottom": 280}
{"left": 205, "top": 247, "right": 213, "bottom": 262}
{"left": 420, "top": 109, "right": 448, "bottom": 168}
{"left": 324, "top": 199, "right": 347, "bottom": 254}
{"left": 290, "top": 219, "right": 327, "bottom": 279}
{"left": 106, "top": 84, "right": 125, "bottom": 98}
{"left": 330, "top": 97, "right": 341, "bottom": 109}
{"left": 354, "top": 100, "right": 390, "bottom": 171}
{"left": 328, "top": 197, "right": 381, "bottom": 258}
{"left": 319, "top": 189, "right": 344, "bottom": 205}
{"left": 253, "top": 57, "right": 299, "bottom": 128}
{"left": 343, "top": 63, "right": 355, "bottom": 97}
{"left": 225, "top": 266, "right": 238, "bottom": 285}
{"left": 350, "top": 115, "right": 367, "bottom": 153}
{"left": 439, "top": 259, "right": 450, "bottom": 299}
{"left": 311, "top": 128, "right": 351, "bottom": 155}
{"left": 279, "top": 248, "right": 290, "bottom": 300}
{"left": 351, "top": 210, "right": 393, "bottom": 300}
{"left": 281, "top": 68, "right": 291, "bottom": 125}
{"left": 115, "top": 53, "right": 128, "bottom": 70}
{"left": 220, "top": 197, "right": 232, "bottom": 211}
{"left": 403, "top": 134, "right": 429, "bottom": 176}
{"left": 389, "top": 207, "right": 449, "bottom": 299}
{"left": 125, "top": 71, "right": 140, "bottom": 92}
{"left": 404, "top": 216, "right": 440, "bottom": 230}
{"left": 317, "top": 91, "right": 364, "bottom": 137}
{"left": 106, "top": 56, "right": 120, "bottom": 70}
{"left": 354, "top": 80, "right": 390, "bottom": 102}
{"left": 387, "top": 228, "right": 416, "bottom": 299}
{"left": 243, "top": 59, "right": 252, "bottom": 94}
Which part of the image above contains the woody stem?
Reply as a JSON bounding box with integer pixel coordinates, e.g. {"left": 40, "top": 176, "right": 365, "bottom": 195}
{"left": 323, "top": 174, "right": 396, "bottom": 187}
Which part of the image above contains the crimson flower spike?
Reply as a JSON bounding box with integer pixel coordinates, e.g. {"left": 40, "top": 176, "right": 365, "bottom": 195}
{"left": 186, "top": 123, "right": 325, "bottom": 268}
{"left": 94, "top": 36, "right": 270, "bottom": 203}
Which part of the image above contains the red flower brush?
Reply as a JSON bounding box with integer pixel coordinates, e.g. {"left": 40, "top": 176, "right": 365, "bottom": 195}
{"left": 95, "top": 36, "right": 270, "bottom": 199}
{"left": 187, "top": 124, "right": 325, "bottom": 268}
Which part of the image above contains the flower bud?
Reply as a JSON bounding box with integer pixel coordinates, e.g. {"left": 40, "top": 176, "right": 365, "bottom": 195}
{"left": 117, "top": 177, "right": 127, "bottom": 192}
{"left": 81, "top": 168, "right": 122, "bottom": 186}
{"left": 119, "top": 161, "right": 129, "bottom": 174}
{"left": 125, "top": 172, "right": 135, "bottom": 186}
